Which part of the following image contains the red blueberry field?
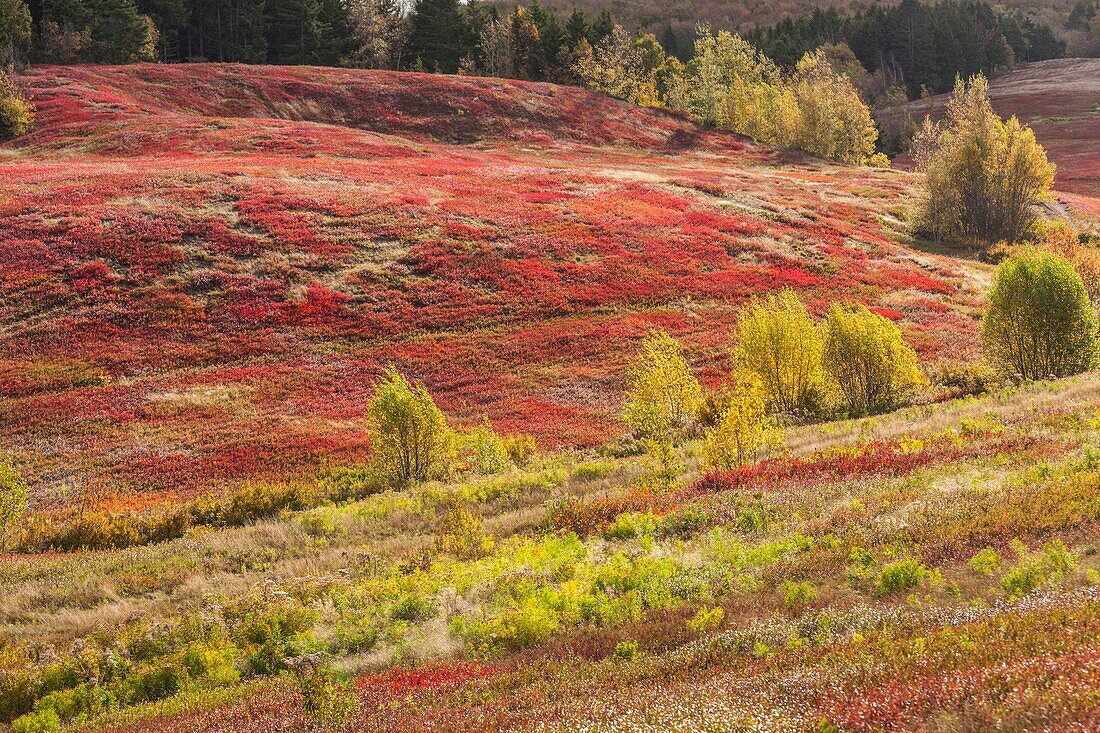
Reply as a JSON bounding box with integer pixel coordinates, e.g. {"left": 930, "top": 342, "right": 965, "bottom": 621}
{"left": 2, "top": 62, "right": 1100, "bottom": 733}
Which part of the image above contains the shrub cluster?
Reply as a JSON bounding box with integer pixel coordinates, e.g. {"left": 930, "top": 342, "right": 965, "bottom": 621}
{"left": 734, "top": 289, "right": 925, "bottom": 418}
{"left": 0, "top": 69, "right": 33, "bottom": 140}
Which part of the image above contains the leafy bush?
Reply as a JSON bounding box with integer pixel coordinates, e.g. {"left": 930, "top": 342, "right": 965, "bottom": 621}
{"left": 181, "top": 642, "right": 240, "bottom": 687}
{"left": 914, "top": 75, "right": 1055, "bottom": 243}
{"left": 981, "top": 251, "right": 1098, "bottom": 381}
{"left": 969, "top": 547, "right": 1001, "bottom": 576}
{"left": 605, "top": 512, "right": 659, "bottom": 540}
{"left": 296, "top": 661, "right": 359, "bottom": 731}
{"left": 686, "top": 605, "right": 725, "bottom": 633}
{"left": 501, "top": 433, "right": 537, "bottom": 466}
{"left": 733, "top": 289, "right": 824, "bottom": 415}
{"left": 623, "top": 329, "right": 701, "bottom": 440}
{"left": 611, "top": 640, "right": 639, "bottom": 660}
{"left": 929, "top": 362, "right": 1000, "bottom": 398}
{"left": 571, "top": 460, "right": 616, "bottom": 482}
{"left": 1001, "top": 539, "right": 1078, "bottom": 598}
{"left": 223, "top": 482, "right": 315, "bottom": 525}
{"left": 390, "top": 594, "right": 436, "bottom": 623}
{"left": 780, "top": 49, "right": 878, "bottom": 164}
{"left": 822, "top": 303, "right": 926, "bottom": 415}
{"left": 318, "top": 465, "right": 386, "bottom": 501}
{"left": 435, "top": 502, "right": 493, "bottom": 559}
{"left": 779, "top": 581, "right": 818, "bottom": 608}
{"left": 875, "top": 558, "right": 930, "bottom": 595}
{"left": 702, "top": 376, "right": 777, "bottom": 471}
{"left": 0, "top": 70, "right": 33, "bottom": 140}
{"left": 11, "top": 709, "right": 59, "bottom": 733}
{"left": 461, "top": 420, "right": 510, "bottom": 475}
{"left": 0, "top": 455, "right": 28, "bottom": 549}
{"left": 367, "top": 367, "right": 456, "bottom": 488}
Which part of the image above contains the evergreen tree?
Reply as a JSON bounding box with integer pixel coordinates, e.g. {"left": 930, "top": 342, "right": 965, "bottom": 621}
{"left": 0, "top": 0, "right": 32, "bottom": 67}
{"left": 590, "top": 8, "right": 612, "bottom": 44}
{"left": 564, "top": 7, "right": 587, "bottom": 48}
{"left": 405, "top": 0, "right": 472, "bottom": 73}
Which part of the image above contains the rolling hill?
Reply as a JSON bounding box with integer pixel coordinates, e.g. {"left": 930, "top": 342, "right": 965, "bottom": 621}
{"left": 2, "top": 62, "right": 1100, "bottom": 733}
{"left": 2, "top": 63, "right": 982, "bottom": 510}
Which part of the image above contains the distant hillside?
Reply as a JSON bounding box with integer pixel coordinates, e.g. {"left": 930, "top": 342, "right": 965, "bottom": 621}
{"left": 495, "top": 0, "right": 1084, "bottom": 44}
{"left": 2, "top": 63, "right": 983, "bottom": 508}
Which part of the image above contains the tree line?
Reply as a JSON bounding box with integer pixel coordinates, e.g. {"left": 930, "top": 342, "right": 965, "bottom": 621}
{"left": 748, "top": 0, "right": 1065, "bottom": 99}
{"left": 1, "top": 0, "right": 1063, "bottom": 91}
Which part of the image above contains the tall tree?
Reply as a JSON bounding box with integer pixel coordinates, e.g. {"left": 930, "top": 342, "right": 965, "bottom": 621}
{"left": 0, "top": 0, "right": 32, "bottom": 67}
{"left": 405, "top": 0, "right": 472, "bottom": 73}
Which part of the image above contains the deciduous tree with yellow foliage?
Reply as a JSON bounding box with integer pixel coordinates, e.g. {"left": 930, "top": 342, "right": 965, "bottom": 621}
{"left": 822, "top": 303, "right": 926, "bottom": 415}
{"left": 732, "top": 289, "right": 825, "bottom": 416}
{"left": 702, "top": 376, "right": 780, "bottom": 471}
{"left": 914, "top": 75, "right": 1055, "bottom": 244}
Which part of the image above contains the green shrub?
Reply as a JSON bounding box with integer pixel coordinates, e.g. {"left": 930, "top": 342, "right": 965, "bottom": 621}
{"left": 605, "top": 512, "right": 659, "bottom": 540}
{"left": 435, "top": 502, "right": 493, "bottom": 559}
{"left": 733, "top": 289, "right": 824, "bottom": 415}
{"left": 181, "top": 642, "right": 240, "bottom": 687}
{"left": 11, "top": 708, "right": 59, "bottom": 733}
{"left": 318, "top": 465, "right": 386, "bottom": 501}
{"left": 223, "top": 482, "right": 315, "bottom": 525}
{"left": 122, "top": 664, "right": 188, "bottom": 704}
{"left": 462, "top": 420, "right": 510, "bottom": 475}
{"left": 969, "top": 547, "right": 1001, "bottom": 576}
{"left": 981, "top": 251, "right": 1098, "bottom": 381}
{"left": 572, "top": 459, "right": 615, "bottom": 482}
{"left": 0, "top": 71, "right": 33, "bottom": 140}
{"left": 296, "top": 661, "right": 359, "bottom": 731}
{"left": 502, "top": 433, "right": 538, "bottom": 466}
{"left": 367, "top": 367, "right": 455, "bottom": 488}
{"left": 930, "top": 362, "right": 1000, "bottom": 397}
{"left": 0, "top": 666, "right": 39, "bottom": 722}
{"left": 660, "top": 507, "right": 709, "bottom": 538}
{"left": 611, "top": 640, "right": 639, "bottom": 660}
{"left": 1001, "top": 539, "right": 1078, "bottom": 598}
{"left": 0, "top": 455, "right": 28, "bottom": 550}
{"left": 702, "top": 377, "right": 778, "bottom": 470}
{"left": 914, "top": 75, "right": 1055, "bottom": 243}
{"left": 780, "top": 581, "right": 818, "bottom": 608}
{"left": 390, "top": 594, "right": 436, "bottom": 623}
{"left": 685, "top": 605, "right": 724, "bottom": 633}
{"left": 623, "top": 329, "right": 702, "bottom": 440}
{"left": 875, "top": 558, "right": 930, "bottom": 595}
{"left": 822, "top": 303, "right": 926, "bottom": 415}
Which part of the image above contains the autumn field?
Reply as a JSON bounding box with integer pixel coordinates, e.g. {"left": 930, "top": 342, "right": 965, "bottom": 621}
{"left": 2, "top": 62, "right": 1100, "bottom": 733}
{"left": 1, "top": 63, "right": 981, "bottom": 509}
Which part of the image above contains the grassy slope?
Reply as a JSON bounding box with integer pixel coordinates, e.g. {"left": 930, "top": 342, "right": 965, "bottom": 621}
{"left": 2, "top": 371, "right": 1098, "bottom": 733}
{"left": 1, "top": 63, "right": 982, "bottom": 509}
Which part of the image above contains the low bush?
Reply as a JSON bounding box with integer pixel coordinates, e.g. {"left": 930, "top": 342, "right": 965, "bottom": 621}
{"left": 296, "top": 660, "right": 359, "bottom": 731}
{"left": 612, "top": 640, "right": 639, "bottom": 661}
{"left": 982, "top": 251, "right": 1098, "bottom": 381}
{"left": 875, "top": 558, "right": 930, "bottom": 595}
{"left": 11, "top": 709, "right": 59, "bottom": 733}
{"left": 779, "top": 581, "right": 818, "bottom": 608}
{"left": 1001, "top": 539, "right": 1078, "bottom": 598}
{"left": 435, "top": 502, "right": 493, "bottom": 559}
{"left": 605, "top": 512, "right": 659, "bottom": 540}
{"left": 571, "top": 459, "right": 616, "bottom": 482}
{"left": 686, "top": 605, "right": 724, "bottom": 633}
{"left": 0, "top": 70, "right": 33, "bottom": 140}
{"left": 318, "top": 465, "right": 386, "bottom": 501}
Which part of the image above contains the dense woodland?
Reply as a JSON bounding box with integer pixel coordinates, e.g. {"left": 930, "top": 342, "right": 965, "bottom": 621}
{"left": 0, "top": 0, "right": 1079, "bottom": 98}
